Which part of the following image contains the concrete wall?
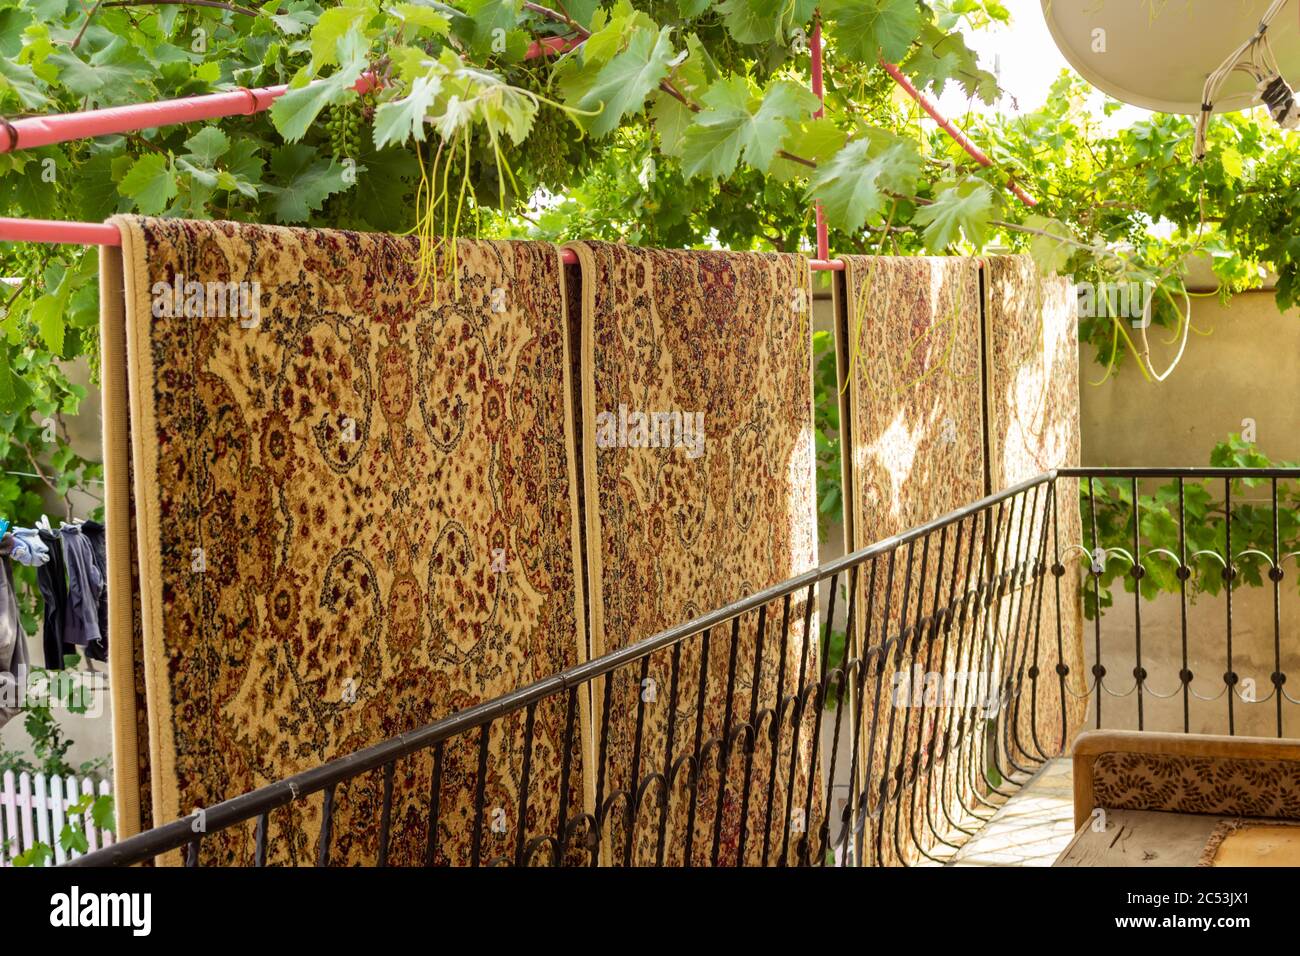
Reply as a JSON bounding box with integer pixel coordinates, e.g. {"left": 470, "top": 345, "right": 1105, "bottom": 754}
{"left": 1078, "top": 289, "right": 1300, "bottom": 737}
{"left": 1081, "top": 290, "right": 1300, "bottom": 466}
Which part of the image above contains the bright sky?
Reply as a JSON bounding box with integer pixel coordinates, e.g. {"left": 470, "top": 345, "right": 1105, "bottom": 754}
{"left": 933, "top": 0, "right": 1148, "bottom": 130}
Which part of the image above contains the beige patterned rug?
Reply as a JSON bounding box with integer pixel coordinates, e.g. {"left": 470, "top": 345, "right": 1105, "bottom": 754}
{"left": 982, "top": 256, "right": 1089, "bottom": 756}
{"left": 834, "top": 255, "right": 985, "bottom": 866}
{"left": 101, "top": 218, "right": 590, "bottom": 865}
{"left": 568, "top": 241, "right": 822, "bottom": 865}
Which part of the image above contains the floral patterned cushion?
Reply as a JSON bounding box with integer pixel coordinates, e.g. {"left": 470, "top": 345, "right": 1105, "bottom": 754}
{"left": 1093, "top": 751, "right": 1300, "bottom": 819}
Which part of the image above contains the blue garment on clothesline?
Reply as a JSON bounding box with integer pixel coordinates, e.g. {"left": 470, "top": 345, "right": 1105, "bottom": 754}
{"left": 7, "top": 527, "right": 50, "bottom": 566}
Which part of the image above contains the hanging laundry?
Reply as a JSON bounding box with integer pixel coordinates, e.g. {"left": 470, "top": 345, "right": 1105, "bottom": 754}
{"left": 0, "top": 559, "right": 28, "bottom": 730}
{"left": 100, "top": 217, "right": 588, "bottom": 866}
{"left": 6, "top": 527, "right": 50, "bottom": 567}
{"left": 80, "top": 520, "right": 110, "bottom": 663}
{"left": 57, "top": 524, "right": 105, "bottom": 661}
{"left": 35, "top": 527, "right": 70, "bottom": 670}
{"left": 567, "top": 241, "right": 821, "bottom": 866}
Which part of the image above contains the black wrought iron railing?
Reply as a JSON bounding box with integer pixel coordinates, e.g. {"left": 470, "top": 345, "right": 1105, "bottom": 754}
{"left": 1067, "top": 466, "right": 1300, "bottom": 740}
{"left": 71, "top": 466, "right": 1300, "bottom": 867}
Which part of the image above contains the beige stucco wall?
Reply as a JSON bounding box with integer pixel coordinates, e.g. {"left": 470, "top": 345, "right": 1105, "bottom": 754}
{"left": 1081, "top": 290, "right": 1300, "bottom": 466}
{"left": 1079, "top": 289, "right": 1300, "bottom": 737}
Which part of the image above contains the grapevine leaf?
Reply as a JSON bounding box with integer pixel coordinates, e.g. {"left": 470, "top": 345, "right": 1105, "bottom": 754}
{"left": 309, "top": 3, "right": 377, "bottom": 71}
{"left": 73, "top": 153, "right": 121, "bottom": 220}
{"left": 60, "top": 821, "right": 89, "bottom": 855}
{"left": 651, "top": 91, "right": 694, "bottom": 156}
{"left": 0, "top": 7, "right": 33, "bottom": 57}
{"left": 716, "top": 0, "right": 817, "bottom": 45}
{"left": 270, "top": 32, "right": 369, "bottom": 143}
{"left": 352, "top": 145, "right": 420, "bottom": 230}
{"left": 716, "top": 0, "right": 785, "bottom": 44}
{"left": 805, "top": 129, "right": 921, "bottom": 231}
{"left": 49, "top": 38, "right": 153, "bottom": 107}
{"left": 904, "top": 23, "right": 998, "bottom": 104}
{"left": 682, "top": 78, "right": 819, "bottom": 178}
{"left": 31, "top": 292, "right": 65, "bottom": 357}
{"left": 271, "top": 8, "right": 318, "bottom": 36}
{"left": 183, "top": 127, "right": 230, "bottom": 165}
{"left": 372, "top": 72, "right": 442, "bottom": 148}
{"left": 12, "top": 842, "right": 52, "bottom": 867}
{"left": 0, "top": 57, "right": 47, "bottom": 109}
{"left": 461, "top": 0, "right": 522, "bottom": 54}
{"left": 91, "top": 795, "right": 115, "bottom": 833}
{"left": 578, "top": 26, "right": 677, "bottom": 138}
{"left": 264, "top": 145, "right": 348, "bottom": 223}
{"left": 770, "top": 118, "right": 847, "bottom": 182}
{"left": 824, "top": 0, "right": 922, "bottom": 63}
{"left": 388, "top": 3, "right": 451, "bottom": 36}
{"left": 1024, "top": 213, "right": 1074, "bottom": 275}
{"left": 119, "top": 153, "right": 178, "bottom": 215}
{"left": 914, "top": 178, "right": 996, "bottom": 251}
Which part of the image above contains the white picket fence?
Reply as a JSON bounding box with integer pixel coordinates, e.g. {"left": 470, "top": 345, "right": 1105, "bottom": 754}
{"left": 0, "top": 770, "right": 113, "bottom": 866}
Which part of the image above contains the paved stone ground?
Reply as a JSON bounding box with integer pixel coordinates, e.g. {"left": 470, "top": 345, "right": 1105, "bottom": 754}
{"left": 944, "top": 758, "right": 1077, "bottom": 866}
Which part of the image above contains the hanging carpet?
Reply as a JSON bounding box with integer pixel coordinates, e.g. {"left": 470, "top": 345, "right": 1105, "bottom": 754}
{"left": 834, "top": 255, "right": 985, "bottom": 866}
{"left": 100, "top": 217, "right": 591, "bottom": 865}
{"left": 567, "top": 241, "right": 822, "bottom": 866}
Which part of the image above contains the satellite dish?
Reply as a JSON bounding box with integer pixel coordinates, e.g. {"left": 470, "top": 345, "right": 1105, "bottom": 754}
{"left": 1040, "top": 0, "right": 1300, "bottom": 115}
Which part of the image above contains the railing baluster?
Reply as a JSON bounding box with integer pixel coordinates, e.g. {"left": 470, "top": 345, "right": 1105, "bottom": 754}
{"left": 868, "top": 549, "right": 897, "bottom": 866}
{"left": 377, "top": 761, "right": 394, "bottom": 867}
{"left": 1178, "top": 477, "right": 1190, "bottom": 734}
{"left": 1049, "top": 478, "right": 1070, "bottom": 754}
{"left": 879, "top": 540, "right": 913, "bottom": 865}
{"left": 822, "top": 564, "right": 858, "bottom": 866}
{"left": 1225, "top": 477, "right": 1235, "bottom": 735}
{"left": 656, "top": 642, "right": 683, "bottom": 867}
{"left": 255, "top": 811, "right": 268, "bottom": 867}
{"left": 760, "top": 594, "right": 792, "bottom": 868}
{"left": 556, "top": 686, "right": 578, "bottom": 867}
{"left": 1272, "top": 477, "right": 1284, "bottom": 738}
{"left": 317, "top": 783, "right": 335, "bottom": 867}
{"left": 1088, "top": 476, "right": 1103, "bottom": 729}
{"left": 626, "top": 656, "right": 652, "bottom": 867}
{"left": 593, "top": 661, "right": 614, "bottom": 865}
{"left": 710, "top": 616, "right": 743, "bottom": 867}
{"left": 683, "top": 628, "right": 710, "bottom": 868}
{"left": 1131, "top": 477, "right": 1145, "bottom": 731}
{"left": 735, "top": 603, "right": 768, "bottom": 864}
{"left": 424, "top": 742, "right": 444, "bottom": 867}
{"left": 515, "top": 704, "right": 536, "bottom": 867}
{"left": 779, "top": 589, "right": 815, "bottom": 867}
{"left": 894, "top": 531, "right": 931, "bottom": 863}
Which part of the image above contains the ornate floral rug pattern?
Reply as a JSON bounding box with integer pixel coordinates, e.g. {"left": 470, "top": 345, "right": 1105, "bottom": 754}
{"left": 835, "top": 255, "right": 985, "bottom": 866}
{"left": 568, "top": 241, "right": 822, "bottom": 866}
{"left": 983, "top": 256, "right": 1089, "bottom": 758}
{"left": 101, "top": 218, "right": 589, "bottom": 865}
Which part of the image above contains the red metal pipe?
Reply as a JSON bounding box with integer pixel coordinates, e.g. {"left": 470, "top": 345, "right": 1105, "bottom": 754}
{"left": 880, "top": 60, "right": 1037, "bottom": 208}
{"left": 810, "top": 17, "right": 829, "bottom": 262}
{"left": 0, "top": 32, "right": 571, "bottom": 155}
{"left": 0, "top": 218, "right": 121, "bottom": 245}
{"left": 0, "top": 73, "right": 382, "bottom": 154}
{"left": 0, "top": 23, "right": 849, "bottom": 270}
{"left": 524, "top": 35, "right": 582, "bottom": 59}
{"left": 0, "top": 217, "right": 851, "bottom": 270}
